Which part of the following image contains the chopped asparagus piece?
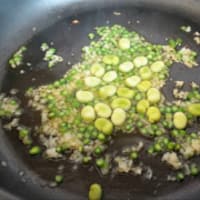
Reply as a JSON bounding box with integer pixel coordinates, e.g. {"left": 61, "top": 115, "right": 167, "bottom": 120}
{"left": 99, "top": 85, "right": 117, "bottom": 98}
{"left": 173, "top": 112, "right": 187, "bottom": 129}
{"left": 137, "top": 80, "right": 152, "bottom": 92}
{"left": 91, "top": 64, "right": 105, "bottom": 77}
{"left": 147, "top": 88, "right": 161, "bottom": 104}
{"left": 117, "top": 87, "right": 135, "bottom": 99}
{"left": 103, "top": 71, "right": 117, "bottom": 82}
{"left": 88, "top": 183, "right": 102, "bottom": 200}
{"left": 139, "top": 66, "right": 152, "bottom": 80}
{"left": 103, "top": 55, "right": 119, "bottom": 65}
{"left": 111, "top": 108, "right": 126, "bottom": 126}
{"left": 147, "top": 106, "right": 161, "bottom": 123}
{"left": 76, "top": 90, "right": 94, "bottom": 103}
{"left": 95, "top": 103, "right": 112, "bottom": 118}
{"left": 133, "top": 56, "right": 148, "bottom": 68}
{"left": 187, "top": 103, "right": 200, "bottom": 116}
{"left": 119, "top": 61, "right": 134, "bottom": 72}
{"left": 81, "top": 106, "right": 96, "bottom": 122}
{"left": 95, "top": 118, "right": 113, "bottom": 135}
{"left": 111, "top": 97, "right": 131, "bottom": 110}
{"left": 136, "top": 99, "right": 150, "bottom": 113}
{"left": 84, "top": 76, "right": 101, "bottom": 87}
{"left": 125, "top": 76, "right": 141, "bottom": 88}
{"left": 118, "top": 38, "right": 130, "bottom": 49}
{"left": 151, "top": 61, "right": 165, "bottom": 72}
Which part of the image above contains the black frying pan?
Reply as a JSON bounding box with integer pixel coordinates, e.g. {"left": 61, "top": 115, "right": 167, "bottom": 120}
{"left": 0, "top": 0, "right": 200, "bottom": 199}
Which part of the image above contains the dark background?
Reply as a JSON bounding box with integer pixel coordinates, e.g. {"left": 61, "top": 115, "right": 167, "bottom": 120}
{"left": 0, "top": 0, "right": 200, "bottom": 199}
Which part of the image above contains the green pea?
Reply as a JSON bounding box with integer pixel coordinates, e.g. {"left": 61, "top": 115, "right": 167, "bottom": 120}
{"left": 190, "top": 132, "right": 197, "bottom": 138}
{"left": 164, "top": 121, "right": 173, "bottom": 129}
{"left": 136, "top": 121, "right": 143, "bottom": 128}
{"left": 175, "top": 144, "right": 181, "bottom": 150}
{"left": 171, "top": 129, "right": 179, "bottom": 137}
{"left": 59, "top": 123, "right": 68, "bottom": 133}
{"left": 22, "top": 137, "right": 32, "bottom": 146}
{"left": 190, "top": 165, "right": 199, "bottom": 176}
{"left": 95, "top": 147, "right": 103, "bottom": 155}
{"left": 149, "top": 128, "right": 155, "bottom": 136}
{"left": 180, "top": 130, "right": 186, "bottom": 136}
{"left": 135, "top": 93, "right": 142, "bottom": 101}
{"left": 84, "top": 132, "right": 91, "bottom": 139}
{"left": 10, "top": 100, "right": 17, "bottom": 105}
{"left": 168, "top": 38, "right": 182, "bottom": 48}
{"left": 14, "top": 55, "right": 22, "bottom": 63}
{"left": 148, "top": 146, "right": 154, "bottom": 154}
{"left": 163, "top": 138, "right": 169, "bottom": 145}
{"left": 176, "top": 172, "right": 184, "bottom": 181}
{"left": 96, "top": 158, "right": 105, "bottom": 168}
{"left": 80, "top": 127, "right": 86, "bottom": 133}
{"left": 88, "top": 125, "right": 94, "bottom": 132}
{"left": 130, "top": 151, "right": 138, "bottom": 160}
{"left": 58, "top": 111, "right": 65, "bottom": 118}
{"left": 159, "top": 74, "right": 165, "bottom": 80}
{"left": 77, "top": 133, "right": 83, "bottom": 140}
{"left": 47, "top": 102, "right": 54, "bottom": 109}
{"left": 155, "top": 130, "right": 163, "bottom": 136}
{"left": 98, "top": 133, "right": 106, "bottom": 141}
{"left": 55, "top": 175, "right": 64, "bottom": 184}
{"left": 126, "top": 124, "right": 132, "bottom": 131}
{"left": 140, "top": 127, "right": 148, "bottom": 135}
{"left": 60, "top": 79, "right": 66, "bottom": 85}
{"left": 73, "top": 101, "right": 80, "bottom": 108}
{"left": 56, "top": 146, "right": 63, "bottom": 153}
{"left": 84, "top": 138, "right": 90, "bottom": 145}
{"left": 19, "top": 128, "right": 29, "bottom": 139}
{"left": 91, "top": 131, "right": 98, "bottom": 139}
{"left": 165, "top": 107, "right": 172, "bottom": 113}
{"left": 60, "top": 143, "right": 69, "bottom": 152}
{"left": 162, "top": 121, "right": 168, "bottom": 127}
{"left": 167, "top": 142, "right": 175, "bottom": 150}
{"left": 83, "top": 156, "right": 91, "bottom": 164}
{"left": 154, "top": 143, "right": 162, "bottom": 152}
{"left": 151, "top": 124, "right": 158, "bottom": 131}
{"left": 54, "top": 81, "right": 60, "bottom": 87}
{"left": 47, "top": 95, "right": 54, "bottom": 101}
{"left": 29, "top": 146, "right": 41, "bottom": 155}
{"left": 48, "top": 112, "right": 56, "bottom": 118}
{"left": 172, "top": 106, "right": 179, "bottom": 112}
{"left": 74, "top": 118, "right": 81, "bottom": 125}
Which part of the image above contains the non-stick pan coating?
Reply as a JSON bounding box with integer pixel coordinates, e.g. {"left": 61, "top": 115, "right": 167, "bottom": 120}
{"left": 0, "top": 1, "right": 200, "bottom": 200}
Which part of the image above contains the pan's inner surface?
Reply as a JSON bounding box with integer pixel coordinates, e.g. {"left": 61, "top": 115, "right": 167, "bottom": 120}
{"left": 1, "top": 6, "right": 200, "bottom": 200}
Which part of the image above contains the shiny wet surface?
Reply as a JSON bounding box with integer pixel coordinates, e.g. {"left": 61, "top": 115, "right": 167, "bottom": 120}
{"left": 1, "top": 6, "right": 200, "bottom": 200}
